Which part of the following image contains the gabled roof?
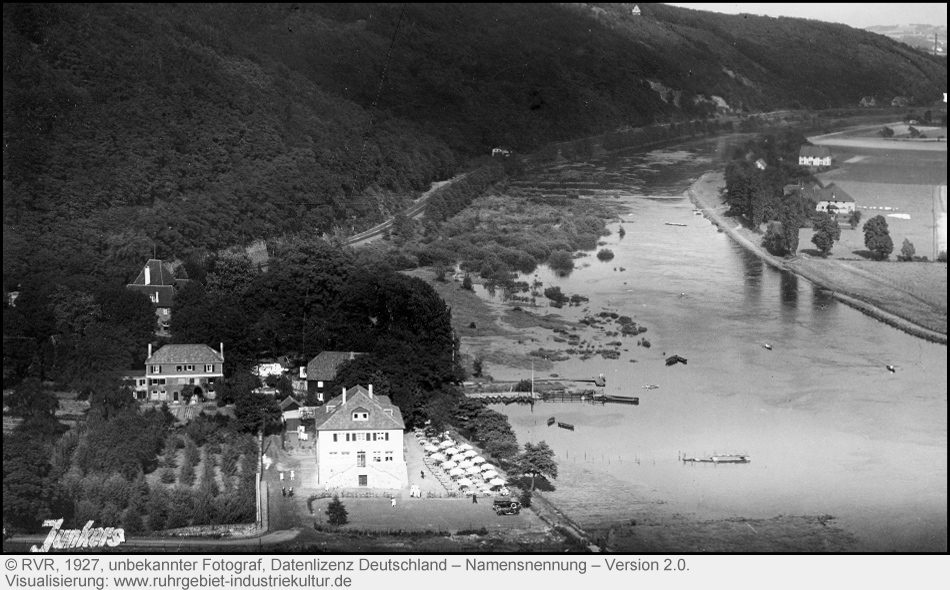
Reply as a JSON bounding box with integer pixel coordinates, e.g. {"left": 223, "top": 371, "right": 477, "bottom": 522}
{"left": 314, "top": 385, "right": 404, "bottom": 431}
{"left": 816, "top": 183, "right": 854, "bottom": 203}
{"left": 799, "top": 146, "right": 831, "bottom": 159}
{"left": 129, "top": 259, "right": 177, "bottom": 286}
{"left": 307, "top": 351, "right": 360, "bottom": 382}
{"left": 784, "top": 179, "right": 824, "bottom": 199}
{"left": 279, "top": 396, "right": 301, "bottom": 411}
{"left": 147, "top": 344, "right": 224, "bottom": 365}
{"left": 127, "top": 284, "right": 177, "bottom": 307}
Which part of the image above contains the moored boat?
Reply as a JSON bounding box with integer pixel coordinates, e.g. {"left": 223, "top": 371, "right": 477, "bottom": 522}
{"left": 602, "top": 394, "right": 640, "bottom": 405}
{"left": 557, "top": 422, "right": 575, "bottom": 431}
{"left": 547, "top": 417, "right": 556, "bottom": 426}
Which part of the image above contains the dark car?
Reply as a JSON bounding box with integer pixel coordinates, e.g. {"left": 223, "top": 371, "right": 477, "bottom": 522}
{"left": 493, "top": 499, "right": 522, "bottom": 515}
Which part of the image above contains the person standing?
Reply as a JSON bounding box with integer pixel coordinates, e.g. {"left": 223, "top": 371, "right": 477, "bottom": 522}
{"left": 290, "top": 469, "right": 295, "bottom": 481}
{"left": 391, "top": 497, "right": 396, "bottom": 508}
{"left": 472, "top": 493, "right": 478, "bottom": 504}
{"left": 279, "top": 472, "right": 284, "bottom": 482}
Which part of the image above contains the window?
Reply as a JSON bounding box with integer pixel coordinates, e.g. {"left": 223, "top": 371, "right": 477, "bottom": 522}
{"left": 205, "top": 364, "right": 215, "bottom": 372}
{"left": 317, "top": 381, "right": 324, "bottom": 388}
{"left": 373, "top": 432, "right": 388, "bottom": 441}
{"left": 186, "top": 364, "right": 194, "bottom": 371}
{"left": 372, "top": 451, "right": 382, "bottom": 463}
{"left": 176, "top": 365, "right": 183, "bottom": 372}
{"left": 333, "top": 434, "right": 338, "bottom": 443}
{"left": 352, "top": 412, "right": 368, "bottom": 421}
{"left": 356, "top": 433, "right": 366, "bottom": 442}
{"left": 151, "top": 365, "right": 161, "bottom": 374}
{"left": 358, "top": 475, "right": 368, "bottom": 487}
{"left": 357, "top": 452, "right": 366, "bottom": 467}
{"left": 385, "top": 451, "right": 394, "bottom": 462}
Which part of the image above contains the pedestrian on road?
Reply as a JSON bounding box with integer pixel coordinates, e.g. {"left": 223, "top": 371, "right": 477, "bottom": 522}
{"left": 290, "top": 470, "right": 295, "bottom": 481}
{"left": 281, "top": 486, "right": 286, "bottom": 497}
{"left": 472, "top": 493, "right": 478, "bottom": 504}
{"left": 391, "top": 497, "right": 396, "bottom": 508}
{"left": 289, "top": 487, "right": 294, "bottom": 497}
{"left": 421, "top": 470, "right": 425, "bottom": 479}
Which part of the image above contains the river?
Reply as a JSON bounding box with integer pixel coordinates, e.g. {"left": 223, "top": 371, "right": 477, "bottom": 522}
{"left": 473, "top": 137, "right": 947, "bottom": 552}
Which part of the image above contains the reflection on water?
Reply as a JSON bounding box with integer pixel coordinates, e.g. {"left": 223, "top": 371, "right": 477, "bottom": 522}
{"left": 478, "top": 137, "right": 947, "bottom": 552}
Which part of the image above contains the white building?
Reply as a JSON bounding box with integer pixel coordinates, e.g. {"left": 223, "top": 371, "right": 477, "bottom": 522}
{"left": 798, "top": 145, "right": 832, "bottom": 167}
{"left": 314, "top": 385, "right": 407, "bottom": 489}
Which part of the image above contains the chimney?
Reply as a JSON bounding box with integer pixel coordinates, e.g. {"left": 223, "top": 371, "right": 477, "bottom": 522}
{"left": 220, "top": 342, "right": 224, "bottom": 358}
{"left": 148, "top": 343, "right": 153, "bottom": 358}
{"left": 368, "top": 384, "right": 373, "bottom": 398}
{"left": 342, "top": 386, "right": 347, "bottom": 404}
{"left": 144, "top": 265, "right": 151, "bottom": 285}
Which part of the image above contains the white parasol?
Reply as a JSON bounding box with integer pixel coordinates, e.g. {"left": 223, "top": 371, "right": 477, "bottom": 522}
{"left": 448, "top": 467, "right": 465, "bottom": 477}
{"left": 465, "top": 465, "right": 482, "bottom": 475}
{"left": 462, "top": 449, "right": 478, "bottom": 458}
{"left": 479, "top": 463, "right": 497, "bottom": 472}
{"left": 444, "top": 447, "right": 460, "bottom": 455}
{"left": 489, "top": 478, "right": 507, "bottom": 486}
{"left": 456, "top": 477, "right": 474, "bottom": 487}
{"left": 481, "top": 470, "right": 499, "bottom": 479}
{"left": 471, "top": 456, "right": 486, "bottom": 464}
{"left": 439, "top": 440, "right": 455, "bottom": 448}
{"left": 424, "top": 444, "right": 439, "bottom": 453}
{"left": 456, "top": 459, "right": 473, "bottom": 469}
{"left": 429, "top": 452, "right": 447, "bottom": 463}
{"left": 458, "top": 443, "right": 474, "bottom": 451}
{"left": 441, "top": 460, "right": 458, "bottom": 469}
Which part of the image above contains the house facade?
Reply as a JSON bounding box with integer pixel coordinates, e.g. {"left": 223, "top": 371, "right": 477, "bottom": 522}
{"left": 314, "top": 385, "right": 407, "bottom": 489}
{"left": 144, "top": 343, "right": 224, "bottom": 403}
{"left": 126, "top": 259, "right": 189, "bottom": 333}
{"left": 814, "top": 183, "right": 856, "bottom": 214}
{"left": 798, "top": 146, "right": 832, "bottom": 167}
{"left": 306, "top": 351, "right": 360, "bottom": 402}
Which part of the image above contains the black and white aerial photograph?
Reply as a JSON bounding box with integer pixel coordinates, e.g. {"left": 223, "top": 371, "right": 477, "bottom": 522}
{"left": 3, "top": 2, "right": 947, "bottom": 556}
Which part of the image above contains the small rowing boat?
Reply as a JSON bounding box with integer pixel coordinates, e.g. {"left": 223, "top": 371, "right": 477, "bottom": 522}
{"left": 665, "top": 222, "right": 687, "bottom": 227}
{"left": 557, "top": 422, "right": 575, "bottom": 431}
{"left": 547, "top": 417, "right": 556, "bottom": 427}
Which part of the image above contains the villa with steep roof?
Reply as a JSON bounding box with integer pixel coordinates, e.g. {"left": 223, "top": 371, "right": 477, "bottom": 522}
{"left": 814, "top": 183, "right": 856, "bottom": 214}
{"left": 126, "top": 259, "right": 190, "bottom": 333}
{"left": 314, "top": 384, "right": 407, "bottom": 489}
{"left": 305, "top": 351, "right": 361, "bottom": 402}
{"left": 143, "top": 343, "right": 224, "bottom": 403}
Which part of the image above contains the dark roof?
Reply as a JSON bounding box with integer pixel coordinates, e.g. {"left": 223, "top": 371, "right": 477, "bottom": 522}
{"left": 147, "top": 344, "right": 224, "bottom": 365}
{"left": 313, "top": 385, "right": 404, "bottom": 431}
{"left": 279, "top": 396, "right": 301, "bottom": 411}
{"left": 129, "top": 259, "right": 177, "bottom": 286}
{"left": 127, "top": 284, "right": 176, "bottom": 307}
{"left": 799, "top": 146, "right": 831, "bottom": 159}
{"left": 784, "top": 180, "right": 824, "bottom": 200}
{"left": 816, "top": 183, "right": 854, "bottom": 203}
{"left": 307, "top": 351, "right": 360, "bottom": 382}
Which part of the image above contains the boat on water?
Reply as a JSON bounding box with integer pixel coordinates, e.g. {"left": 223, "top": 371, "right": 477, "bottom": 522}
{"left": 557, "top": 422, "right": 575, "bottom": 431}
{"left": 602, "top": 394, "right": 640, "bottom": 405}
{"left": 665, "top": 222, "right": 688, "bottom": 227}
{"left": 547, "top": 417, "right": 556, "bottom": 426}
{"left": 682, "top": 454, "right": 750, "bottom": 464}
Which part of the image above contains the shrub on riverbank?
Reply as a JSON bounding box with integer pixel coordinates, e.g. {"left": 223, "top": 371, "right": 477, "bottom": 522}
{"left": 597, "top": 248, "right": 615, "bottom": 261}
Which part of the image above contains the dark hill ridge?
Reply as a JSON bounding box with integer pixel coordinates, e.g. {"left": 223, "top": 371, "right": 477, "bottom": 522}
{"left": 3, "top": 3, "right": 946, "bottom": 287}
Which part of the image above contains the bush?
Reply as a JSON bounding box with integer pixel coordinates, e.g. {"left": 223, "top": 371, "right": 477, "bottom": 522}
{"left": 520, "top": 489, "right": 533, "bottom": 508}
{"left": 897, "top": 238, "right": 916, "bottom": 262}
{"left": 596, "top": 248, "right": 615, "bottom": 261}
{"left": 547, "top": 250, "right": 574, "bottom": 275}
{"left": 160, "top": 468, "right": 176, "bottom": 484}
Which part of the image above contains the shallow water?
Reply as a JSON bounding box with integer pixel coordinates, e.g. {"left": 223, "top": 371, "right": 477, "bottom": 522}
{"left": 480, "top": 138, "right": 947, "bottom": 552}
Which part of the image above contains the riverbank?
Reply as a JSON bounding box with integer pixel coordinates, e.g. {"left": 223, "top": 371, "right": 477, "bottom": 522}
{"left": 687, "top": 172, "right": 947, "bottom": 344}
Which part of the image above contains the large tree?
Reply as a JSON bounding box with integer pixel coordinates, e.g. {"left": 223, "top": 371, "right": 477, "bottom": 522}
{"left": 516, "top": 441, "right": 558, "bottom": 492}
{"left": 863, "top": 215, "right": 894, "bottom": 260}
{"left": 811, "top": 212, "right": 841, "bottom": 256}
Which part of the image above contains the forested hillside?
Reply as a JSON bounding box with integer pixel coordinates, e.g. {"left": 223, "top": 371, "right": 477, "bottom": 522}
{"left": 3, "top": 3, "right": 946, "bottom": 290}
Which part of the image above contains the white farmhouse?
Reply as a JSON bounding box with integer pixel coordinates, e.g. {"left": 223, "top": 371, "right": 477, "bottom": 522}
{"left": 314, "top": 385, "right": 407, "bottom": 489}
{"left": 798, "top": 145, "right": 832, "bottom": 167}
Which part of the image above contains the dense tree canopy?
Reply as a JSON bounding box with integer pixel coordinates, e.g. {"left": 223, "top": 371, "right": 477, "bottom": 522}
{"left": 863, "top": 215, "right": 894, "bottom": 260}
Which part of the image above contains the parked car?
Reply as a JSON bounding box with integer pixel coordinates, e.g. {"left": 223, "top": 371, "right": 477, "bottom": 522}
{"left": 493, "top": 499, "right": 522, "bottom": 515}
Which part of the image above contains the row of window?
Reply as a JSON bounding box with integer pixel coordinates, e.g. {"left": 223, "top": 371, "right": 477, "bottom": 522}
{"left": 332, "top": 432, "right": 390, "bottom": 442}
{"left": 328, "top": 451, "right": 395, "bottom": 464}
{"left": 150, "top": 364, "right": 217, "bottom": 374}
{"left": 148, "top": 377, "right": 205, "bottom": 386}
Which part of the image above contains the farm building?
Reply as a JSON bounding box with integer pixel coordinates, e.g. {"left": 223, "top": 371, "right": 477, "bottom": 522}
{"left": 814, "top": 183, "right": 856, "bottom": 214}
{"left": 798, "top": 146, "right": 832, "bottom": 167}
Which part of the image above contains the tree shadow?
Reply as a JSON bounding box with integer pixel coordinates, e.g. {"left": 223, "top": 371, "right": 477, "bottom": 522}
{"left": 852, "top": 249, "right": 876, "bottom": 259}
{"left": 799, "top": 248, "right": 824, "bottom": 257}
